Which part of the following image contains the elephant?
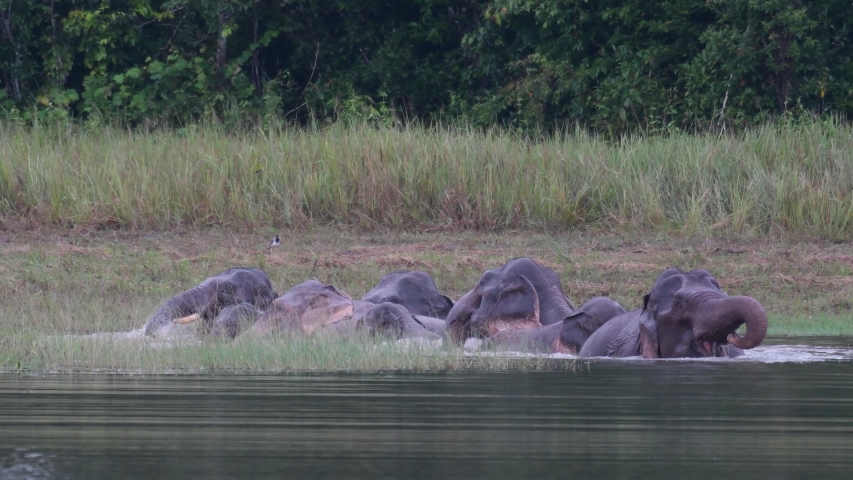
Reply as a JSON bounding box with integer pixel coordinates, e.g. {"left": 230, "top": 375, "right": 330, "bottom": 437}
{"left": 248, "top": 280, "right": 440, "bottom": 341}
{"left": 209, "top": 302, "right": 264, "bottom": 339}
{"left": 443, "top": 257, "right": 580, "bottom": 344}
{"left": 143, "top": 267, "right": 278, "bottom": 338}
{"left": 487, "top": 296, "right": 628, "bottom": 354}
{"left": 361, "top": 270, "right": 454, "bottom": 319}
{"left": 357, "top": 302, "right": 443, "bottom": 341}
{"left": 579, "top": 268, "right": 768, "bottom": 358}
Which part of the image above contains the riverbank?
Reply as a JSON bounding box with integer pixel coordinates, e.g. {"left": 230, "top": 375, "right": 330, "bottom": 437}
{"left": 0, "top": 227, "right": 850, "bottom": 372}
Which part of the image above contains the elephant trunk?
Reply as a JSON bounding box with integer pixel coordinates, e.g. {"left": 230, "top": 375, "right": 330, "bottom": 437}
{"left": 724, "top": 296, "right": 768, "bottom": 349}
{"left": 694, "top": 295, "right": 768, "bottom": 350}
{"left": 443, "top": 289, "right": 481, "bottom": 344}
{"left": 144, "top": 285, "right": 213, "bottom": 337}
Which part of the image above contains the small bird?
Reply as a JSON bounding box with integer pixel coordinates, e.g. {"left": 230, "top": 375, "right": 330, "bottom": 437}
{"left": 266, "top": 234, "right": 281, "bottom": 253}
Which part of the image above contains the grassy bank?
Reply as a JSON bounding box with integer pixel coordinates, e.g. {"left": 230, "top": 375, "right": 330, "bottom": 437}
{"left": 2, "top": 120, "right": 853, "bottom": 238}
{"left": 0, "top": 228, "right": 851, "bottom": 372}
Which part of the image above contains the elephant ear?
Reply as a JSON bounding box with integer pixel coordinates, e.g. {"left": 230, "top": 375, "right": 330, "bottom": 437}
{"left": 559, "top": 311, "right": 610, "bottom": 353}
{"left": 250, "top": 302, "right": 300, "bottom": 335}
{"left": 638, "top": 294, "right": 660, "bottom": 358}
{"left": 301, "top": 301, "right": 354, "bottom": 334}
{"left": 325, "top": 284, "right": 353, "bottom": 301}
{"left": 429, "top": 294, "right": 454, "bottom": 319}
{"left": 300, "top": 285, "right": 355, "bottom": 334}
{"left": 213, "top": 279, "right": 240, "bottom": 306}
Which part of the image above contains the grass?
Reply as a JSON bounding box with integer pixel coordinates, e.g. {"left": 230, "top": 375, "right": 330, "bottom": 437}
{"left": 1, "top": 118, "right": 853, "bottom": 238}
{"left": 0, "top": 227, "right": 851, "bottom": 372}
{"left": 19, "top": 333, "right": 571, "bottom": 373}
{"left": 767, "top": 314, "right": 853, "bottom": 337}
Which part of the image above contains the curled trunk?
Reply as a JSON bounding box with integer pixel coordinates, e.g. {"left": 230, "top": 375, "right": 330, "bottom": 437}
{"left": 723, "top": 296, "right": 768, "bottom": 349}
{"left": 695, "top": 295, "right": 768, "bottom": 350}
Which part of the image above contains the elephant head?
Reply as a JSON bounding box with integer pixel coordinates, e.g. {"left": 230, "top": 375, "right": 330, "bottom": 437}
{"left": 356, "top": 302, "right": 442, "bottom": 341}
{"left": 638, "top": 268, "right": 768, "bottom": 358}
{"left": 210, "top": 302, "right": 264, "bottom": 339}
{"left": 361, "top": 270, "right": 454, "bottom": 319}
{"left": 251, "top": 280, "right": 355, "bottom": 335}
{"left": 444, "top": 257, "right": 575, "bottom": 344}
{"left": 144, "top": 267, "right": 277, "bottom": 337}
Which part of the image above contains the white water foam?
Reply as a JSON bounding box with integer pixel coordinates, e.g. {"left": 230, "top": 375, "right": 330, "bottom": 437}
{"left": 465, "top": 343, "right": 853, "bottom": 363}
{"left": 737, "top": 344, "right": 853, "bottom": 363}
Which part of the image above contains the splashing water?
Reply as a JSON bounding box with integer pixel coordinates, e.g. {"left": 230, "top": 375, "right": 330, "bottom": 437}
{"left": 741, "top": 342, "right": 853, "bottom": 363}
{"left": 466, "top": 337, "right": 853, "bottom": 363}
{"left": 65, "top": 327, "right": 202, "bottom": 348}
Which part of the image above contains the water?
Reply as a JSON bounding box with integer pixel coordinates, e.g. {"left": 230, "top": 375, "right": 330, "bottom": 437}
{"left": 2, "top": 337, "right": 853, "bottom": 479}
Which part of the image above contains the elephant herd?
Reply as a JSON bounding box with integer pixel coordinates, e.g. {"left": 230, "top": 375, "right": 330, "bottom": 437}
{"left": 142, "top": 257, "right": 768, "bottom": 358}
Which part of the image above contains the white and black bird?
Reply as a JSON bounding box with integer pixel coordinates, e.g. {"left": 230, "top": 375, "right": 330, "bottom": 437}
{"left": 266, "top": 234, "right": 281, "bottom": 253}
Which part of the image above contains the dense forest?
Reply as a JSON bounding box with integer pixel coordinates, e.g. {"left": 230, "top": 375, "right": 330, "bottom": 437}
{"left": 2, "top": 0, "right": 852, "bottom": 132}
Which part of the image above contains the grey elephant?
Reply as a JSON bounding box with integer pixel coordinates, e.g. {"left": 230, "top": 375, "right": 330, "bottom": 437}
{"left": 443, "top": 257, "right": 622, "bottom": 352}
{"left": 143, "top": 267, "right": 278, "bottom": 337}
{"left": 444, "top": 257, "right": 574, "bottom": 343}
{"left": 487, "top": 296, "right": 628, "bottom": 354}
{"left": 209, "top": 302, "right": 265, "bottom": 339}
{"left": 361, "top": 270, "right": 454, "bottom": 319}
{"left": 248, "top": 280, "right": 440, "bottom": 341}
{"left": 579, "top": 268, "right": 768, "bottom": 358}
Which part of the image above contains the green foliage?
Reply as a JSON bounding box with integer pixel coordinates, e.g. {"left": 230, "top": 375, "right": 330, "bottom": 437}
{"left": 464, "top": 0, "right": 853, "bottom": 132}
{"left": 2, "top": 0, "right": 853, "bottom": 131}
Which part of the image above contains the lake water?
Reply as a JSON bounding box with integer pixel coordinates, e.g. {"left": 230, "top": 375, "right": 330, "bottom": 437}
{"left": 2, "top": 337, "right": 853, "bottom": 479}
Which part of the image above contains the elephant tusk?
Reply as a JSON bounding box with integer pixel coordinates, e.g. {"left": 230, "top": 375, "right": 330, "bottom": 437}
{"left": 173, "top": 313, "right": 201, "bottom": 324}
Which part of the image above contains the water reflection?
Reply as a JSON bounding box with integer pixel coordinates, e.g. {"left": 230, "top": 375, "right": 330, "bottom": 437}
{"left": 1, "top": 338, "right": 852, "bottom": 479}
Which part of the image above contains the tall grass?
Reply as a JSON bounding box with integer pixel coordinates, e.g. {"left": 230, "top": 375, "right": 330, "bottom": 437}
{"left": 2, "top": 119, "right": 853, "bottom": 237}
